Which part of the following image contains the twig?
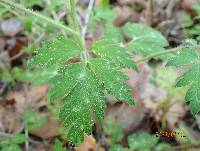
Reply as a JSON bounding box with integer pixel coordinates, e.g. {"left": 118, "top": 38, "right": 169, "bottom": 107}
{"left": 157, "top": 19, "right": 175, "bottom": 30}
{"left": 82, "top": 0, "right": 95, "bottom": 39}
{"left": 35, "top": 33, "right": 45, "bottom": 44}
{"left": 95, "top": 120, "right": 103, "bottom": 151}
{"left": 10, "top": 51, "right": 25, "bottom": 61}
{"left": 0, "top": 52, "right": 8, "bottom": 60}
{"left": 0, "top": 132, "right": 11, "bottom": 138}
{"left": 23, "top": 85, "right": 29, "bottom": 151}
{"left": 58, "top": 11, "right": 66, "bottom": 20}
{"left": 145, "top": 0, "right": 153, "bottom": 26}
{"left": 25, "top": 128, "right": 29, "bottom": 151}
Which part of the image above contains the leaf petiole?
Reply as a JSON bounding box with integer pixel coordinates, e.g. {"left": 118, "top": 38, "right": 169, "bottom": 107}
{"left": 136, "top": 45, "right": 200, "bottom": 63}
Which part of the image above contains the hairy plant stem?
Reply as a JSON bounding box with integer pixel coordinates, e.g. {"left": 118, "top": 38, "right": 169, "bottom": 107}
{"left": 69, "top": 0, "right": 86, "bottom": 52}
{"left": 69, "top": 0, "right": 80, "bottom": 33}
{"left": 69, "top": 0, "right": 95, "bottom": 62}
{"left": 0, "top": 0, "right": 79, "bottom": 37}
{"left": 136, "top": 45, "right": 200, "bottom": 64}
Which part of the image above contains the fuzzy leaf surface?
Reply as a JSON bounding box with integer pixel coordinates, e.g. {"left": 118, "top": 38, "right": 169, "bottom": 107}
{"left": 128, "top": 132, "right": 159, "bottom": 151}
{"left": 104, "top": 23, "right": 123, "bottom": 43}
{"left": 92, "top": 39, "right": 137, "bottom": 70}
{"left": 109, "top": 144, "right": 124, "bottom": 151}
{"left": 167, "top": 39, "right": 200, "bottom": 114}
{"left": 29, "top": 37, "right": 135, "bottom": 145}
{"left": 94, "top": 5, "right": 116, "bottom": 22}
{"left": 28, "top": 35, "right": 82, "bottom": 68}
{"left": 123, "top": 23, "right": 168, "bottom": 56}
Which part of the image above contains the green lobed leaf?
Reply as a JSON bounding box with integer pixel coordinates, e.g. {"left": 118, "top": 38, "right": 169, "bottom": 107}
{"left": 103, "top": 116, "right": 123, "bottom": 145}
{"left": 0, "top": 5, "right": 9, "bottom": 16}
{"left": 88, "top": 59, "right": 135, "bottom": 105}
{"left": 12, "top": 67, "right": 57, "bottom": 85}
{"left": 155, "top": 143, "right": 173, "bottom": 151}
{"left": 28, "top": 35, "right": 82, "bottom": 68}
{"left": 1, "top": 144, "right": 22, "bottom": 151}
{"left": 94, "top": 5, "right": 116, "bottom": 23}
{"left": 49, "top": 59, "right": 134, "bottom": 145}
{"left": 104, "top": 23, "right": 123, "bottom": 43}
{"left": 128, "top": 132, "right": 159, "bottom": 151}
{"left": 166, "top": 39, "right": 200, "bottom": 114}
{"left": 92, "top": 39, "right": 137, "bottom": 70}
{"left": 53, "top": 139, "right": 68, "bottom": 151}
{"left": 109, "top": 144, "right": 124, "bottom": 151}
{"left": 0, "top": 139, "right": 10, "bottom": 147}
{"left": 123, "top": 23, "right": 168, "bottom": 56}
{"left": 52, "top": 62, "right": 106, "bottom": 144}
{"left": 180, "top": 15, "right": 193, "bottom": 28}
{"left": 11, "top": 134, "right": 27, "bottom": 144}
{"left": 29, "top": 36, "right": 135, "bottom": 145}
{"left": 23, "top": 108, "right": 47, "bottom": 131}
{"left": 193, "top": 3, "right": 200, "bottom": 15}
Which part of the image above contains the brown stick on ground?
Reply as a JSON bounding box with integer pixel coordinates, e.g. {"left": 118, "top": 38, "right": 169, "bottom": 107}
{"left": 145, "top": 0, "right": 153, "bottom": 26}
